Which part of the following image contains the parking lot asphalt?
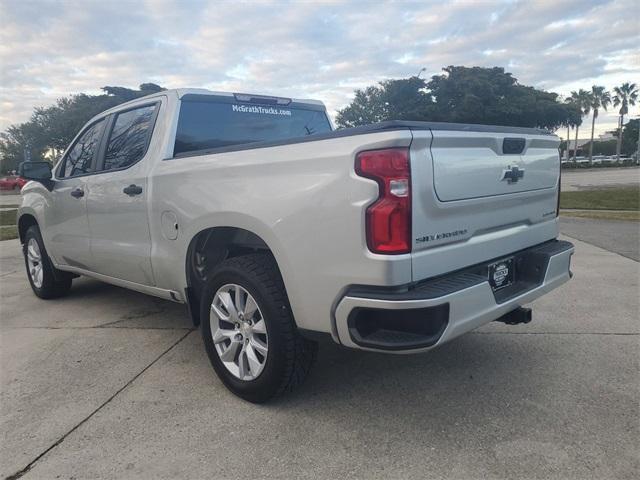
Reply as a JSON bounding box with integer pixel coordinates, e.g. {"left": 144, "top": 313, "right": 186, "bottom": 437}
{"left": 560, "top": 216, "right": 640, "bottom": 261}
{"left": 561, "top": 166, "right": 639, "bottom": 191}
{"left": 1, "top": 234, "right": 638, "bottom": 480}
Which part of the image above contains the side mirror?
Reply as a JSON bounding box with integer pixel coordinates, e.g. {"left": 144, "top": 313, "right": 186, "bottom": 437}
{"left": 18, "top": 161, "right": 52, "bottom": 180}
{"left": 18, "top": 162, "right": 54, "bottom": 190}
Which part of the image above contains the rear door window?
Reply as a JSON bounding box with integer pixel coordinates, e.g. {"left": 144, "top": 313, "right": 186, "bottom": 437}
{"left": 59, "top": 120, "right": 105, "bottom": 178}
{"left": 102, "top": 104, "right": 157, "bottom": 171}
{"left": 174, "top": 99, "right": 331, "bottom": 156}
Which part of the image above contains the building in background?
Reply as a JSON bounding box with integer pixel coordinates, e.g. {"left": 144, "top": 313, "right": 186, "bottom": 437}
{"left": 563, "top": 139, "right": 591, "bottom": 158}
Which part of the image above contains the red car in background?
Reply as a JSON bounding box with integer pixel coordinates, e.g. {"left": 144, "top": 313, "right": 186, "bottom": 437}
{"left": 0, "top": 175, "right": 28, "bottom": 191}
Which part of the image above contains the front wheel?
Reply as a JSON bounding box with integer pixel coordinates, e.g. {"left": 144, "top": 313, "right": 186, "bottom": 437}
{"left": 23, "top": 225, "right": 72, "bottom": 299}
{"left": 200, "top": 254, "right": 317, "bottom": 403}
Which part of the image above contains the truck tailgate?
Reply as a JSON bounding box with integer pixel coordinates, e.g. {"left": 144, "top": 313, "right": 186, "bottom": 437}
{"left": 410, "top": 127, "right": 561, "bottom": 282}
{"left": 431, "top": 132, "right": 559, "bottom": 201}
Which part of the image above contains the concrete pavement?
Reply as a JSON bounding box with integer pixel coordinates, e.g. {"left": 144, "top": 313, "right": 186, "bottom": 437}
{"left": 0, "top": 193, "right": 20, "bottom": 207}
{"left": 0, "top": 236, "right": 638, "bottom": 479}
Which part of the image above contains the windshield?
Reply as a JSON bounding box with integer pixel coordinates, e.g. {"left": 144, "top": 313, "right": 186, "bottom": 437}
{"left": 174, "top": 98, "right": 332, "bottom": 156}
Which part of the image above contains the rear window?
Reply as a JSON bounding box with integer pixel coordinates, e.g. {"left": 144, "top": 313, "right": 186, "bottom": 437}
{"left": 174, "top": 100, "right": 331, "bottom": 156}
{"left": 103, "top": 104, "right": 157, "bottom": 171}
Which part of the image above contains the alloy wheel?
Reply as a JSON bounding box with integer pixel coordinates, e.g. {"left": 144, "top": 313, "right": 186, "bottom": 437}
{"left": 26, "top": 238, "right": 43, "bottom": 288}
{"left": 210, "top": 283, "right": 268, "bottom": 380}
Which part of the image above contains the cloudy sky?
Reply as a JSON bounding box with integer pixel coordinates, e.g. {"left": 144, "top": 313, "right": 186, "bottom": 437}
{"left": 1, "top": 0, "right": 638, "bottom": 138}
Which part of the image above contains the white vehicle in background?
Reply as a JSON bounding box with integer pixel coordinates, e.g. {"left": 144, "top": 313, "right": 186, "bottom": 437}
{"left": 17, "top": 89, "right": 574, "bottom": 402}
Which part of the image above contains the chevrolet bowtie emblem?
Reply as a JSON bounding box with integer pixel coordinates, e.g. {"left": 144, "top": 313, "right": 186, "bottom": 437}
{"left": 501, "top": 165, "right": 525, "bottom": 183}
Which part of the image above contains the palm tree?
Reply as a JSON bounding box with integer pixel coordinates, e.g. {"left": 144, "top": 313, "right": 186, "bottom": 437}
{"left": 564, "top": 95, "right": 583, "bottom": 161}
{"left": 612, "top": 82, "right": 638, "bottom": 160}
{"left": 569, "top": 89, "right": 590, "bottom": 160}
{"left": 563, "top": 98, "right": 575, "bottom": 160}
{"left": 587, "top": 85, "right": 611, "bottom": 162}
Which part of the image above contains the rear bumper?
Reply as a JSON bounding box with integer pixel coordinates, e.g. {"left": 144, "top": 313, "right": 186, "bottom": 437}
{"left": 334, "top": 240, "right": 574, "bottom": 353}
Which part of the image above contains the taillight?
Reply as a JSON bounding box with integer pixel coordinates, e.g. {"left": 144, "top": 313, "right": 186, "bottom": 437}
{"left": 557, "top": 152, "right": 562, "bottom": 216}
{"left": 355, "top": 148, "right": 411, "bottom": 254}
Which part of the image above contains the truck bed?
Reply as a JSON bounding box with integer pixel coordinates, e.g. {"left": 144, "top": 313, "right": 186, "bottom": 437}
{"left": 171, "top": 120, "right": 552, "bottom": 159}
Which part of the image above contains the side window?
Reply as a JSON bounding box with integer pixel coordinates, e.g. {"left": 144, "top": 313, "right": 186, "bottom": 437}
{"left": 102, "top": 105, "right": 157, "bottom": 171}
{"left": 60, "top": 120, "right": 104, "bottom": 178}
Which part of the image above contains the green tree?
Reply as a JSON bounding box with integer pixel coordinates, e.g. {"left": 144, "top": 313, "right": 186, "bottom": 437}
{"left": 580, "top": 140, "right": 617, "bottom": 157}
{"left": 0, "top": 83, "right": 164, "bottom": 173}
{"left": 0, "top": 123, "right": 48, "bottom": 172}
{"left": 336, "top": 66, "right": 581, "bottom": 131}
{"left": 587, "top": 85, "right": 611, "bottom": 162}
{"left": 336, "top": 76, "right": 431, "bottom": 128}
{"left": 619, "top": 118, "right": 639, "bottom": 157}
{"left": 612, "top": 82, "right": 638, "bottom": 160}
{"left": 425, "top": 66, "right": 570, "bottom": 129}
{"left": 569, "top": 89, "right": 590, "bottom": 160}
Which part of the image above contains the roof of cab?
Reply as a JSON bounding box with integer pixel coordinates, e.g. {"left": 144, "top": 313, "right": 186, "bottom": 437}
{"left": 96, "top": 88, "right": 325, "bottom": 119}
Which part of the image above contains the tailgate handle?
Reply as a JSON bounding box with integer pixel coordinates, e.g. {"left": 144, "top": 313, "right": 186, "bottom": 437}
{"left": 503, "top": 138, "right": 526, "bottom": 154}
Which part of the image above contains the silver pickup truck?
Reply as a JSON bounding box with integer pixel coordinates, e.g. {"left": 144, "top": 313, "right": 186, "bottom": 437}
{"left": 17, "top": 89, "right": 574, "bottom": 402}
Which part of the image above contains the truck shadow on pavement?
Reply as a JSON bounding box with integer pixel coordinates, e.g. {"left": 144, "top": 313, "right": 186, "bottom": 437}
{"left": 166, "top": 327, "right": 622, "bottom": 478}
{"left": 280, "top": 334, "right": 550, "bottom": 409}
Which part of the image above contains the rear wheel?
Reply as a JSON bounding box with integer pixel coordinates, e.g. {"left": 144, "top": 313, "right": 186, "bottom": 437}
{"left": 23, "top": 225, "right": 72, "bottom": 299}
{"left": 200, "top": 254, "right": 317, "bottom": 403}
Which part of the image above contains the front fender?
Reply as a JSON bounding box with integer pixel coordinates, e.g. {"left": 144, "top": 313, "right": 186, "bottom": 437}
{"left": 17, "top": 182, "right": 52, "bottom": 243}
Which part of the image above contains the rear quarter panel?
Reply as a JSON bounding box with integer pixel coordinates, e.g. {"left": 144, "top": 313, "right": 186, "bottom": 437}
{"left": 149, "top": 130, "right": 414, "bottom": 334}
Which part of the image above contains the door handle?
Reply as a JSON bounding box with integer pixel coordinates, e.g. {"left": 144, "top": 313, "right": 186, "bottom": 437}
{"left": 70, "top": 188, "right": 84, "bottom": 198}
{"left": 123, "top": 184, "right": 143, "bottom": 196}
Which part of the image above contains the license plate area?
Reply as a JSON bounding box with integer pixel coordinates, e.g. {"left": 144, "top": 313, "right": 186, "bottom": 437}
{"left": 488, "top": 257, "right": 515, "bottom": 291}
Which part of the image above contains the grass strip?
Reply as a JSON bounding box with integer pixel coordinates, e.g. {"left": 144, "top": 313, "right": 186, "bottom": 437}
{"left": 0, "top": 225, "right": 18, "bottom": 241}
{"left": 560, "top": 186, "right": 639, "bottom": 211}
{"left": 0, "top": 209, "right": 18, "bottom": 227}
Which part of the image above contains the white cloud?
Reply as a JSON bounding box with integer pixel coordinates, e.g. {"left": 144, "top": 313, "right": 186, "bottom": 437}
{"left": 0, "top": 0, "right": 638, "bottom": 138}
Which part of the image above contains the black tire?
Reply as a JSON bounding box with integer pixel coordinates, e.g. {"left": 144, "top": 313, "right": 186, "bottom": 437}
{"left": 23, "top": 225, "right": 72, "bottom": 299}
{"left": 200, "top": 253, "right": 317, "bottom": 403}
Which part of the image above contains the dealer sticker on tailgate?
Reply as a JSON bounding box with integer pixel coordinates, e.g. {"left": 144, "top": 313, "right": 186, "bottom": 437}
{"left": 488, "top": 258, "right": 515, "bottom": 291}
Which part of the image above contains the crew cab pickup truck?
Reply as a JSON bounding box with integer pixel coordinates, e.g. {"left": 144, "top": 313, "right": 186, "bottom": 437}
{"left": 18, "top": 89, "right": 574, "bottom": 402}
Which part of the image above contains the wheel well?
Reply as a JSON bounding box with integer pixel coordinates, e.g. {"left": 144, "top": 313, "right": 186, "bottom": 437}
{"left": 18, "top": 214, "right": 38, "bottom": 244}
{"left": 185, "top": 227, "right": 271, "bottom": 325}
